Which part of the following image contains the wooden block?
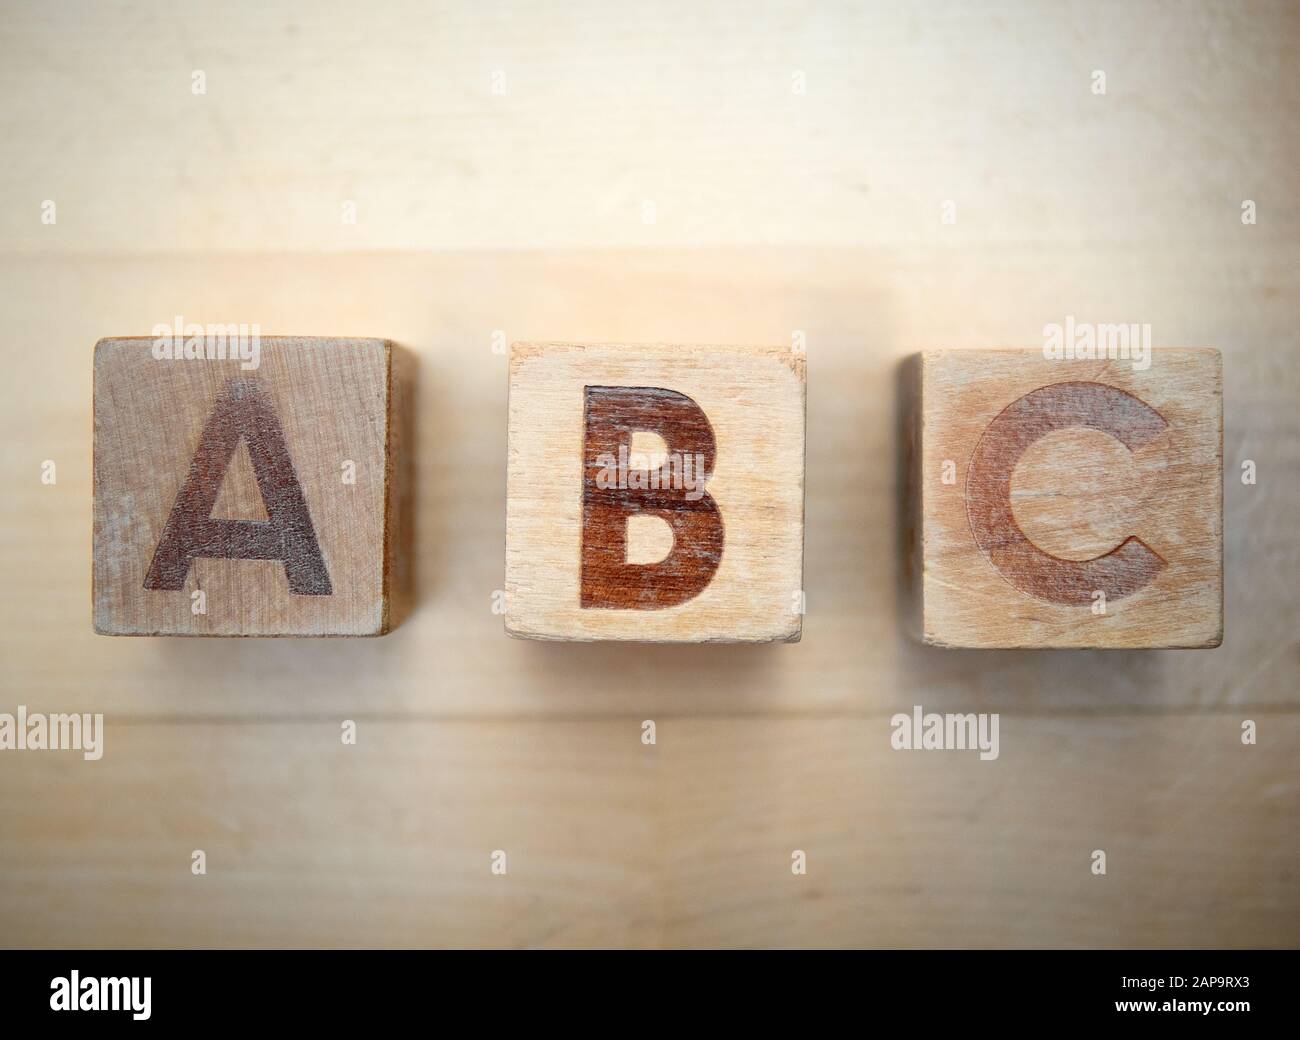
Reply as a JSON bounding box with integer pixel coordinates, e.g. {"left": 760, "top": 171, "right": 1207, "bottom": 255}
{"left": 506, "top": 342, "right": 805, "bottom": 642}
{"left": 93, "top": 336, "right": 408, "bottom": 636}
{"left": 904, "top": 349, "right": 1222, "bottom": 648}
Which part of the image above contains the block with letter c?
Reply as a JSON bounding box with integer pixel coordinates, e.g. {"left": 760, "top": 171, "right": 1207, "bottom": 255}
{"left": 904, "top": 349, "right": 1222, "bottom": 648}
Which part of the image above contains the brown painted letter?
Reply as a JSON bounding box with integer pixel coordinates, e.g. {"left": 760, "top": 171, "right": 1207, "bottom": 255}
{"left": 966, "top": 381, "right": 1167, "bottom": 605}
{"left": 581, "top": 386, "right": 723, "bottom": 609}
{"left": 144, "top": 377, "right": 332, "bottom": 595}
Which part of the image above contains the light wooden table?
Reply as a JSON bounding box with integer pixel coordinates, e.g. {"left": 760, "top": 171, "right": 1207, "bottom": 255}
{"left": 0, "top": 0, "right": 1296, "bottom": 947}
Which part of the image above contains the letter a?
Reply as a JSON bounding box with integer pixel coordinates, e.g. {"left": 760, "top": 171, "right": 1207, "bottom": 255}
{"left": 144, "top": 378, "right": 332, "bottom": 594}
{"left": 581, "top": 386, "right": 723, "bottom": 608}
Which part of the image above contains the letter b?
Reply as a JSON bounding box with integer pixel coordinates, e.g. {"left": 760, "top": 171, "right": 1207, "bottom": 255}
{"left": 581, "top": 386, "right": 723, "bottom": 608}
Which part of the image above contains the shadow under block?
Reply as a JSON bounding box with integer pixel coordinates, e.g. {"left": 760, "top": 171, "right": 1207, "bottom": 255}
{"left": 505, "top": 342, "right": 806, "bottom": 642}
{"left": 905, "top": 349, "right": 1223, "bottom": 649}
{"left": 93, "top": 337, "right": 406, "bottom": 636}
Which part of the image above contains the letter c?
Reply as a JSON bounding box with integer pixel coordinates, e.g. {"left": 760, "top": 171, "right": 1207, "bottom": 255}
{"left": 965, "top": 381, "right": 1168, "bottom": 605}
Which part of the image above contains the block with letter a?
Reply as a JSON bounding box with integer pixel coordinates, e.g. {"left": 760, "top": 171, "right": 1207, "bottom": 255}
{"left": 506, "top": 342, "right": 806, "bottom": 642}
{"left": 904, "top": 349, "right": 1222, "bottom": 648}
{"left": 93, "top": 336, "right": 408, "bottom": 636}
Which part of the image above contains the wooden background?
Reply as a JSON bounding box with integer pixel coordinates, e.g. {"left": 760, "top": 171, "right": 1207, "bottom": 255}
{"left": 0, "top": 0, "right": 1296, "bottom": 947}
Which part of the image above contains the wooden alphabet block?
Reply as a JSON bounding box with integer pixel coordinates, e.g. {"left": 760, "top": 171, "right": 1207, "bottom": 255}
{"left": 904, "top": 349, "right": 1222, "bottom": 648}
{"left": 506, "top": 342, "right": 805, "bottom": 642}
{"left": 93, "top": 336, "right": 407, "bottom": 636}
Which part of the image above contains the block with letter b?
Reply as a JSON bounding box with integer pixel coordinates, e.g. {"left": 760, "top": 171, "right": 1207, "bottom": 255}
{"left": 506, "top": 342, "right": 806, "bottom": 641}
{"left": 904, "top": 348, "right": 1222, "bottom": 648}
{"left": 93, "top": 336, "right": 408, "bottom": 635}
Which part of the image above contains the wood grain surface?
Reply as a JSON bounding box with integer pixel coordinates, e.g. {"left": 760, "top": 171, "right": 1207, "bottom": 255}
{"left": 909, "top": 349, "right": 1223, "bottom": 648}
{"left": 93, "top": 337, "right": 403, "bottom": 636}
{"left": 0, "top": 0, "right": 1297, "bottom": 948}
{"left": 506, "top": 342, "right": 805, "bottom": 642}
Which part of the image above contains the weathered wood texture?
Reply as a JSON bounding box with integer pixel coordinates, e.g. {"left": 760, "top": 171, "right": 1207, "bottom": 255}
{"left": 2, "top": 249, "right": 1281, "bottom": 718}
{"left": 907, "top": 350, "right": 1223, "bottom": 649}
{"left": 93, "top": 337, "right": 405, "bottom": 636}
{"left": 1, "top": 248, "right": 1293, "bottom": 951}
{"left": 506, "top": 342, "right": 805, "bottom": 642}
{"left": 1, "top": 0, "right": 1297, "bottom": 949}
